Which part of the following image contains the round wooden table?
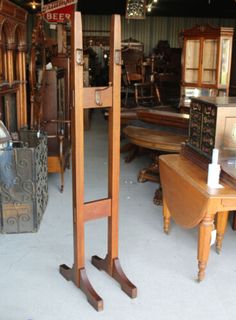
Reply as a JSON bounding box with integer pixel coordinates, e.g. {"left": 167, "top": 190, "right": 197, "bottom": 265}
{"left": 123, "top": 125, "right": 187, "bottom": 204}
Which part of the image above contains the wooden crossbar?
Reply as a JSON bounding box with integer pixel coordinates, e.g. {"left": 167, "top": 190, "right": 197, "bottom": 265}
{"left": 84, "top": 198, "right": 111, "bottom": 222}
{"left": 83, "top": 87, "right": 113, "bottom": 109}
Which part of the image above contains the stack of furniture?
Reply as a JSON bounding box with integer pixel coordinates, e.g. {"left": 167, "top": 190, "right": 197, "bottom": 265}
{"left": 29, "top": 15, "right": 71, "bottom": 193}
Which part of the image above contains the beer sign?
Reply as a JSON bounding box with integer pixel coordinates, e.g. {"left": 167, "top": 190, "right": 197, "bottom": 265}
{"left": 42, "top": 0, "right": 77, "bottom": 23}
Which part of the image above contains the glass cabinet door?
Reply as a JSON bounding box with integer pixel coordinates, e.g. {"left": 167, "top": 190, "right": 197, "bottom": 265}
{"left": 219, "top": 38, "right": 231, "bottom": 86}
{"left": 184, "top": 39, "right": 200, "bottom": 83}
{"left": 202, "top": 39, "right": 217, "bottom": 85}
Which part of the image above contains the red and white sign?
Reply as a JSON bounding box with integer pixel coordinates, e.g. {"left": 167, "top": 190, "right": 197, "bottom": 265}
{"left": 42, "top": 0, "right": 77, "bottom": 23}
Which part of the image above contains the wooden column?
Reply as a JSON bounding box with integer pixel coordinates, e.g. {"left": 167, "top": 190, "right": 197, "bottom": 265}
{"left": 6, "top": 43, "right": 14, "bottom": 84}
{"left": 17, "top": 45, "right": 27, "bottom": 127}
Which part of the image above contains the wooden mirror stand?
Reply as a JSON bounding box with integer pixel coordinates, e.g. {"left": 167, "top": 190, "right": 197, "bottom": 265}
{"left": 59, "top": 12, "right": 137, "bottom": 311}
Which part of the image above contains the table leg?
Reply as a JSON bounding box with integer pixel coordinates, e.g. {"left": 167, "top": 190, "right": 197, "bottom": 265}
{"left": 232, "top": 212, "right": 236, "bottom": 230}
{"left": 216, "top": 211, "right": 229, "bottom": 254}
{"left": 197, "top": 214, "right": 214, "bottom": 281}
{"left": 163, "top": 198, "right": 171, "bottom": 234}
{"left": 153, "top": 187, "right": 163, "bottom": 206}
{"left": 124, "top": 145, "right": 140, "bottom": 163}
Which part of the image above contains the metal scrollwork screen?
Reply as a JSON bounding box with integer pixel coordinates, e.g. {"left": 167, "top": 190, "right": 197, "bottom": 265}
{"left": 0, "top": 130, "right": 48, "bottom": 234}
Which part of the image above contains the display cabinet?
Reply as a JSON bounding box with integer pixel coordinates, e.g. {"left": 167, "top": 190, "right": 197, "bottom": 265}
{"left": 0, "top": 0, "right": 28, "bottom": 132}
{"left": 180, "top": 25, "right": 234, "bottom": 103}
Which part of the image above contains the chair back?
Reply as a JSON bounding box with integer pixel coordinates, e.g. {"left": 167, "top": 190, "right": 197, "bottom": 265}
{"left": 122, "top": 48, "right": 144, "bottom": 83}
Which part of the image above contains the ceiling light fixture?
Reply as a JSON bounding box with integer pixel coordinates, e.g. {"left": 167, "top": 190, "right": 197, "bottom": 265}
{"left": 29, "top": 1, "right": 40, "bottom": 10}
{"left": 126, "top": 0, "right": 146, "bottom": 19}
{"left": 146, "top": 0, "right": 158, "bottom": 15}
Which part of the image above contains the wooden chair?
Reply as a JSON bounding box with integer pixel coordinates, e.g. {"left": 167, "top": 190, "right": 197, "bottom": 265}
{"left": 134, "top": 82, "right": 161, "bottom": 107}
{"left": 121, "top": 82, "right": 162, "bottom": 123}
{"left": 122, "top": 48, "right": 144, "bottom": 105}
{"left": 122, "top": 47, "right": 144, "bottom": 80}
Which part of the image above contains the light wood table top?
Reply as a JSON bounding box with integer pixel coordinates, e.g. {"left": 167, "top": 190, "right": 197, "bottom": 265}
{"left": 123, "top": 126, "right": 187, "bottom": 153}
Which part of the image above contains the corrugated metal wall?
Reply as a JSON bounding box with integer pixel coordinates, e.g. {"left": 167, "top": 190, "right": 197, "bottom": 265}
{"left": 82, "top": 15, "right": 236, "bottom": 55}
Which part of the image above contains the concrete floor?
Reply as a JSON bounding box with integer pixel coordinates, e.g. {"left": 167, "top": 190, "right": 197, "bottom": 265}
{"left": 1, "top": 110, "right": 236, "bottom": 320}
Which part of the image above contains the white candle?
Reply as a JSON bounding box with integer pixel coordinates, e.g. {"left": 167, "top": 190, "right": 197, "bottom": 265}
{"left": 207, "top": 148, "right": 221, "bottom": 188}
{"left": 212, "top": 148, "right": 219, "bottom": 164}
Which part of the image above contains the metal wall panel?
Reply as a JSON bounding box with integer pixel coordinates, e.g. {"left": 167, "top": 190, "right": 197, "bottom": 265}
{"left": 82, "top": 15, "right": 236, "bottom": 55}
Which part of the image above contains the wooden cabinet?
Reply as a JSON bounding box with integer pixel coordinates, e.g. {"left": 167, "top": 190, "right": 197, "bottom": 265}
{"left": 187, "top": 96, "right": 236, "bottom": 159}
{"left": 180, "top": 25, "right": 233, "bottom": 102}
{"left": 182, "top": 96, "right": 236, "bottom": 225}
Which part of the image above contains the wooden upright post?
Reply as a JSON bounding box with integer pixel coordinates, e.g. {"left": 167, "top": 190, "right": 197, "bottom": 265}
{"left": 59, "top": 12, "right": 137, "bottom": 311}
